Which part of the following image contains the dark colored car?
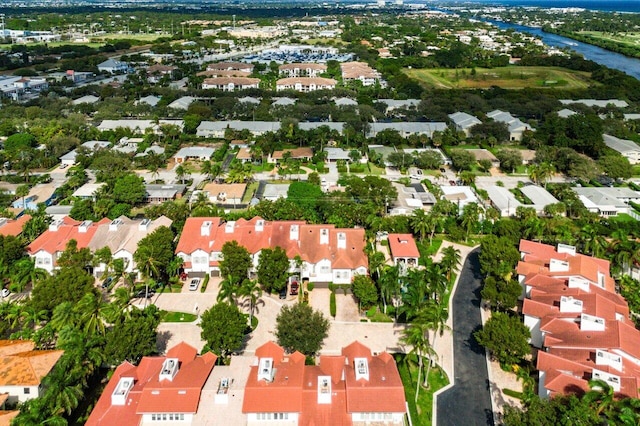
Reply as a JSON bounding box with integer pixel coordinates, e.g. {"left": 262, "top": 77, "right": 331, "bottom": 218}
{"left": 290, "top": 281, "right": 299, "bottom": 296}
{"left": 135, "top": 289, "right": 155, "bottom": 299}
{"left": 101, "top": 276, "right": 113, "bottom": 289}
{"left": 279, "top": 286, "right": 288, "bottom": 299}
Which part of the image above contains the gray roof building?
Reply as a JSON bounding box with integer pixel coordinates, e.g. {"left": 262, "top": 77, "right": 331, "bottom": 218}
{"left": 72, "top": 95, "right": 100, "bottom": 105}
{"left": 367, "top": 122, "right": 447, "bottom": 139}
{"left": 271, "top": 97, "right": 296, "bottom": 107}
{"left": 334, "top": 97, "right": 358, "bottom": 107}
{"left": 298, "top": 122, "right": 345, "bottom": 134}
{"left": 136, "top": 95, "right": 161, "bottom": 107}
{"left": 448, "top": 112, "right": 481, "bottom": 136}
{"left": 168, "top": 96, "right": 196, "bottom": 110}
{"left": 560, "top": 99, "right": 628, "bottom": 108}
{"left": 262, "top": 184, "right": 290, "bottom": 201}
{"left": 603, "top": 134, "right": 640, "bottom": 164}
{"left": 239, "top": 96, "right": 260, "bottom": 105}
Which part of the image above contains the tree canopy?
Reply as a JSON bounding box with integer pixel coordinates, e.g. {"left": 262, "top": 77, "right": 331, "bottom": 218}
{"left": 276, "top": 303, "right": 329, "bottom": 356}
{"left": 200, "top": 302, "right": 247, "bottom": 358}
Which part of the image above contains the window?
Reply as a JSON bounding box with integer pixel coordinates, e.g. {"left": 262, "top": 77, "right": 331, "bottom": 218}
{"left": 24, "top": 388, "right": 30, "bottom": 394}
{"left": 152, "top": 414, "right": 157, "bottom": 421}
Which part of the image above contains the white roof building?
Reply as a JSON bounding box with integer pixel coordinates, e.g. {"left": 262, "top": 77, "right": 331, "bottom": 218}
{"left": 603, "top": 134, "right": 640, "bottom": 164}
{"left": 440, "top": 185, "right": 479, "bottom": 214}
{"left": 367, "top": 122, "right": 447, "bottom": 139}
{"left": 560, "top": 99, "right": 628, "bottom": 108}
{"left": 448, "top": 112, "right": 482, "bottom": 137}
{"left": 573, "top": 187, "right": 640, "bottom": 217}
{"left": 168, "top": 96, "right": 196, "bottom": 110}
{"left": 486, "top": 110, "right": 533, "bottom": 142}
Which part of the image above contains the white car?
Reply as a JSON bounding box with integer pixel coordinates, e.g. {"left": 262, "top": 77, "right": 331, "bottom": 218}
{"left": 1, "top": 288, "right": 9, "bottom": 298}
{"left": 189, "top": 278, "right": 201, "bottom": 291}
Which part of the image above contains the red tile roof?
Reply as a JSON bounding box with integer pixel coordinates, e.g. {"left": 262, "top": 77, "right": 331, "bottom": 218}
{"left": 0, "top": 340, "right": 63, "bottom": 387}
{"left": 387, "top": 234, "right": 420, "bottom": 259}
{"left": 27, "top": 217, "right": 110, "bottom": 256}
{"left": 243, "top": 341, "right": 406, "bottom": 421}
{"left": 86, "top": 342, "right": 216, "bottom": 426}
{"left": 0, "top": 215, "right": 30, "bottom": 237}
{"left": 176, "top": 217, "right": 368, "bottom": 271}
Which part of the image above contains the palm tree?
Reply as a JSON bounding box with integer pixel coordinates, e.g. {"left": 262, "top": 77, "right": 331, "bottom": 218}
{"left": 134, "top": 243, "right": 162, "bottom": 280}
{"left": 175, "top": 164, "right": 187, "bottom": 184}
{"left": 75, "top": 293, "right": 107, "bottom": 336}
{"left": 417, "top": 301, "right": 450, "bottom": 387}
{"left": 584, "top": 379, "right": 616, "bottom": 418}
{"left": 16, "top": 184, "right": 29, "bottom": 210}
{"left": 10, "top": 258, "right": 47, "bottom": 293}
{"left": 529, "top": 162, "right": 555, "bottom": 188}
{"left": 400, "top": 321, "right": 435, "bottom": 403}
{"left": 379, "top": 265, "right": 401, "bottom": 315}
{"left": 439, "top": 246, "right": 461, "bottom": 283}
{"left": 41, "top": 365, "right": 83, "bottom": 416}
{"left": 217, "top": 275, "right": 237, "bottom": 304}
{"left": 239, "top": 278, "right": 262, "bottom": 326}
{"left": 460, "top": 202, "right": 480, "bottom": 242}
{"left": 409, "top": 209, "right": 431, "bottom": 242}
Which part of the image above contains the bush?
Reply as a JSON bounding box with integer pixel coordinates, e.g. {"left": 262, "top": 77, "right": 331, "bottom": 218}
{"left": 330, "top": 292, "right": 336, "bottom": 318}
{"left": 200, "top": 274, "right": 210, "bottom": 293}
{"left": 307, "top": 282, "right": 314, "bottom": 291}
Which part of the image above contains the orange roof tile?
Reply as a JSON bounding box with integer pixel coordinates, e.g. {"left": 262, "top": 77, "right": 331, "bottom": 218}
{"left": 27, "top": 217, "right": 110, "bottom": 256}
{"left": 0, "top": 215, "right": 30, "bottom": 237}
{"left": 0, "top": 344, "right": 63, "bottom": 387}
{"left": 387, "top": 234, "right": 420, "bottom": 259}
{"left": 86, "top": 342, "right": 216, "bottom": 425}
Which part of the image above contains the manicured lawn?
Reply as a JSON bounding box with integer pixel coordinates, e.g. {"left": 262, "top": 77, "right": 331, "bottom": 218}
{"left": 242, "top": 182, "right": 260, "bottom": 203}
{"left": 578, "top": 31, "right": 640, "bottom": 51}
{"left": 396, "top": 353, "right": 449, "bottom": 426}
{"left": 417, "top": 238, "right": 443, "bottom": 258}
{"left": 160, "top": 310, "right": 198, "bottom": 322}
{"left": 405, "top": 66, "right": 596, "bottom": 90}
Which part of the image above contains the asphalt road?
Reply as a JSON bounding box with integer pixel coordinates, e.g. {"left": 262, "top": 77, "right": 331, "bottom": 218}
{"left": 436, "top": 249, "right": 494, "bottom": 426}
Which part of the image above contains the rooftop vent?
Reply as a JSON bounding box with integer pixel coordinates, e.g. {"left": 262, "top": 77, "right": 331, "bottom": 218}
{"left": 138, "top": 218, "right": 151, "bottom": 231}
{"left": 580, "top": 313, "right": 606, "bottom": 332}
{"left": 49, "top": 218, "right": 64, "bottom": 232}
{"left": 255, "top": 219, "right": 265, "bottom": 232}
{"left": 109, "top": 218, "right": 123, "bottom": 232}
{"left": 159, "top": 358, "right": 179, "bottom": 382}
{"left": 225, "top": 221, "right": 235, "bottom": 234}
{"left": 257, "top": 357, "right": 275, "bottom": 382}
{"left": 317, "top": 376, "right": 332, "bottom": 404}
{"left": 111, "top": 377, "right": 134, "bottom": 406}
{"left": 78, "top": 220, "right": 93, "bottom": 233}
{"left": 354, "top": 357, "right": 369, "bottom": 382}
{"left": 557, "top": 243, "right": 576, "bottom": 256}
{"left": 592, "top": 368, "right": 621, "bottom": 392}
{"left": 201, "top": 221, "right": 211, "bottom": 236}
{"left": 559, "top": 296, "right": 583, "bottom": 313}
{"left": 568, "top": 276, "right": 590, "bottom": 292}
{"left": 0, "top": 218, "right": 7, "bottom": 228}
{"left": 290, "top": 224, "right": 299, "bottom": 241}
{"left": 596, "top": 349, "right": 623, "bottom": 372}
{"left": 549, "top": 258, "right": 570, "bottom": 273}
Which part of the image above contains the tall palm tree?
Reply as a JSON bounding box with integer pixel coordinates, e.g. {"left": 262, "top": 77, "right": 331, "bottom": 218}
{"left": 400, "top": 321, "right": 435, "bottom": 403}
{"left": 409, "top": 209, "right": 431, "bottom": 242}
{"left": 417, "top": 301, "right": 450, "bottom": 387}
{"left": 584, "top": 379, "right": 616, "bottom": 418}
{"left": 379, "top": 265, "right": 401, "bottom": 315}
{"left": 460, "top": 202, "right": 480, "bottom": 242}
{"left": 75, "top": 293, "right": 107, "bottom": 336}
{"left": 41, "top": 365, "right": 83, "bottom": 416}
{"left": 439, "top": 246, "right": 461, "bottom": 284}
{"left": 217, "top": 275, "right": 237, "bottom": 304}
{"left": 239, "top": 278, "right": 262, "bottom": 326}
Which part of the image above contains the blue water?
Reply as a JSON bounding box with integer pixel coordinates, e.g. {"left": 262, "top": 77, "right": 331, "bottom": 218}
{"left": 454, "top": 1, "right": 640, "bottom": 13}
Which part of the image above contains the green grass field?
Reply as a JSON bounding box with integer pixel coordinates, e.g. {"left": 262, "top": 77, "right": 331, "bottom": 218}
{"left": 405, "top": 66, "right": 596, "bottom": 90}
{"left": 578, "top": 31, "right": 640, "bottom": 49}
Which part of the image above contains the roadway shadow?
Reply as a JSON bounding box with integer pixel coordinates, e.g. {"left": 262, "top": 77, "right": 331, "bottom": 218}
{"left": 156, "top": 330, "right": 172, "bottom": 354}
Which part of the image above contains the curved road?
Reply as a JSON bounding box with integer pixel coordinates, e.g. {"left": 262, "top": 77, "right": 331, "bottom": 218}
{"left": 436, "top": 249, "right": 494, "bottom": 426}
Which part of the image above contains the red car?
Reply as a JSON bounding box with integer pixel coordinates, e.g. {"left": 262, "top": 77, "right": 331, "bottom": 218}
{"left": 290, "top": 281, "right": 299, "bottom": 296}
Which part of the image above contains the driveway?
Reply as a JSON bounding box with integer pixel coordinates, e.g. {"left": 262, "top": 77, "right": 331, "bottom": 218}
{"left": 436, "top": 249, "right": 493, "bottom": 426}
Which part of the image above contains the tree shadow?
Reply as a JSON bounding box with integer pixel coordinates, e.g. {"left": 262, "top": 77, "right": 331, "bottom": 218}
{"left": 464, "top": 324, "right": 486, "bottom": 356}
{"left": 156, "top": 330, "right": 172, "bottom": 354}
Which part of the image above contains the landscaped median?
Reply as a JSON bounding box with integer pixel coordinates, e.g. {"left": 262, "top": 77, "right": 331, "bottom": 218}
{"left": 159, "top": 310, "right": 198, "bottom": 323}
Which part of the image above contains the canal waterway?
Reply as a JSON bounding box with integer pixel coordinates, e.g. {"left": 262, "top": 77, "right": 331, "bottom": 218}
{"left": 489, "top": 20, "right": 640, "bottom": 80}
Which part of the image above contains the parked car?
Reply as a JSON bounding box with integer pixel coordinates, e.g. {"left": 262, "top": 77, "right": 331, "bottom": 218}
{"left": 290, "top": 281, "right": 299, "bottom": 296}
{"left": 101, "top": 276, "right": 113, "bottom": 289}
{"left": 1, "top": 288, "right": 9, "bottom": 298}
{"left": 189, "top": 278, "right": 201, "bottom": 291}
{"left": 135, "top": 289, "right": 155, "bottom": 299}
{"left": 279, "top": 286, "right": 288, "bottom": 299}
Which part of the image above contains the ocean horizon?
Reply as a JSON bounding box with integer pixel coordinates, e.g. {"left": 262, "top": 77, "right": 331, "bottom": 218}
{"left": 452, "top": 0, "right": 640, "bottom": 13}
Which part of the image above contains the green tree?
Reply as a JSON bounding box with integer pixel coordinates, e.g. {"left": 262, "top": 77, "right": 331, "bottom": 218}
{"left": 400, "top": 320, "right": 434, "bottom": 403}
{"left": 133, "top": 226, "right": 175, "bottom": 280}
{"left": 496, "top": 149, "right": 523, "bottom": 173}
{"left": 112, "top": 173, "right": 146, "bottom": 205}
{"left": 239, "top": 278, "right": 262, "bottom": 327}
{"left": 16, "top": 184, "right": 29, "bottom": 210}
{"left": 449, "top": 149, "right": 475, "bottom": 171}
{"left": 29, "top": 266, "right": 96, "bottom": 318}
{"left": 200, "top": 302, "right": 247, "bottom": 359}
{"left": 257, "top": 246, "right": 291, "bottom": 294}
{"left": 351, "top": 275, "right": 379, "bottom": 311}
{"left": 103, "top": 305, "right": 160, "bottom": 364}
{"left": 275, "top": 303, "right": 329, "bottom": 356}
{"left": 597, "top": 154, "right": 633, "bottom": 180}
{"left": 219, "top": 240, "right": 252, "bottom": 286}
{"left": 474, "top": 311, "right": 530, "bottom": 366}
{"left": 439, "top": 246, "right": 461, "bottom": 283}
{"left": 481, "top": 276, "right": 522, "bottom": 311}
{"left": 479, "top": 235, "right": 520, "bottom": 281}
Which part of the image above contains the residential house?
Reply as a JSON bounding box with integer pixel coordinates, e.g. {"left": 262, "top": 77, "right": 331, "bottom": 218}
{"left": 72, "top": 182, "right": 107, "bottom": 201}
{"left": 468, "top": 149, "right": 499, "bottom": 168}
{"left": 238, "top": 96, "right": 260, "bottom": 105}
{"left": 440, "top": 185, "right": 479, "bottom": 214}
{"left": 59, "top": 140, "right": 111, "bottom": 166}
{"left": 144, "top": 184, "right": 187, "bottom": 204}
{"left": 242, "top": 341, "right": 406, "bottom": 425}
{"left": 485, "top": 185, "right": 521, "bottom": 217}
{"left": 573, "top": 187, "right": 640, "bottom": 217}
{"left": 146, "top": 64, "right": 177, "bottom": 83}
{"left": 279, "top": 63, "right": 327, "bottom": 77}
{"left": 202, "top": 77, "right": 260, "bottom": 91}
{"left": 206, "top": 62, "right": 254, "bottom": 73}
{"left": 96, "top": 119, "right": 184, "bottom": 135}
{"left": 97, "top": 58, "right": 129, "bottom": 74}
{"left": 72, "top": 95, "right": 100, "bottom": 105}
{"left": 86, "top": 342, "right": 216, "bottom": 426}
{"left": 89, "top": 216, "right": 172, "bottom": 276}
{"left": 27, "top": 217, "right": 109, "bottom": 273}
{"left": 174, "top": 146, "right": 215, "bottom": 163}
{"left": 557, "top": 108, "right": 577, "bottom": 118}
{"left": 12, "top": 184, "right": 57, "bottom": 211}
{"left": 389, "top": 182, "right": 434, "bottom": 216}
{"left": 340, "top": 61, "right": 382, "bottom": 87}
{"left": 387, "top": 234, "right": 420, "bottom": 269}
{"left": 448, "top": 112, "right": 482, "bottom": 137}
{"left": 334, "top": 97, "right": 358, "bottom": 107}
{"left": 201, "top": 183, "right": 247, "bottom": 206}
{"left": 560, "top": 99, "right": 629, "bottom": 108}
{"left": 486, "top": 110, "right": 533, "bottom": 142}
{"left": 196, "top": 121, "right": 281, "bottom": 138}
{"left": 262, "top": 184, "right": 290, "bottom": 201}
{"left": 197, "top": 69, "right": 252, "bottom": 78}
{"left": 235, "top": 147, "right": 254, "bottom": 164}
{"left": 516, "top": 240, "right": 640, "bottom": 399}
{"left": 379, "top": 99, "right": 421, "bottom": 115}
{"left": 367, "top": 122, "right": 447, "bottom": 139}
{"left": 268, "top": 147, "right": 314, "bottom": 164}
{"left": 519, "top": 185, "right": 560, "bottom": 215}
{"left": 0, "top": 340, "right": 63, "bottom": 404}
{"left": 0, "top": 215, "right": 30, "bottom": 237}
{"left": 271, "top": 97, "right": 296, "bottom": 107}
{"left": 603, "top": 134, "right": 640, "bottom": 164}
{"left": 276, "top": 77, "right": 337, "bottom": 92}
{"left": 298, "top": 122, "right": 345, "bottom": 135}
{"left": 135, "top": 95, "right": 161, "bottom": 107}
{"left": 168, "top": 96, "right": 196, "bottom": 111}
{"left": 175, "top": 217, "right": 368, "bottom": 284}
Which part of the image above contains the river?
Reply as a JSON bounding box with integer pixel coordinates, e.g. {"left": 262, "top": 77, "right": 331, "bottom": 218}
{"left": 489, "top": 21, "right": 640, "bottom": 80}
